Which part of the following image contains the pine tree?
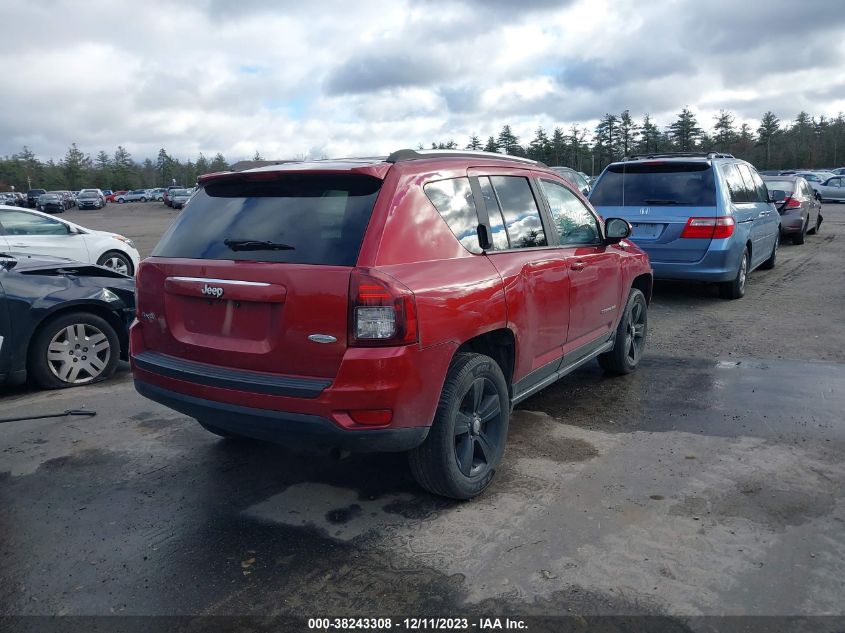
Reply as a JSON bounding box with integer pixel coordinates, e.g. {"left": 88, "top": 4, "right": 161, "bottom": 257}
{"left": 497, "top": 125, "right": 520, "bottom": 155}
{"left": 528, "top": 127, "right": 551, "bottom": 163}
{"left": 209, "top": 152, "right": 229, "bottom": 172}
{"left": 618, "top": 110, "right": 639, "bottom": 157}
{"left": 668, "top": 107, "right": 703, "bottom": 151}
{"left": 483, "top": 136, "right": 500, "bottom": 153}
{"left": 550, "top": 127, "right": 566, "bottom": 165}
{"left": 712, "top": 110, "right": 737, "bottom": 151}
{"left": 757, "top": 111, "right": 780, "bottom": 169}
{"left": 465, "top": 135, "right": 482, "bottom": 151}
{"left": 113, "top": 146, "right": 135, "bottom": 189}
{"left": 61, "top": 143, "right": 90, "bottom": 190}
{"left": 253, "top": 150, "right": 263, "bottom": 161}
{"left": 195, "top": 153, "right": 210, "bottom": 177}
{"left": 594, "top": 113, "right": 620, "bottom": 165}
{"left": 638, "top": 114, "right": 661, "bottom": 154}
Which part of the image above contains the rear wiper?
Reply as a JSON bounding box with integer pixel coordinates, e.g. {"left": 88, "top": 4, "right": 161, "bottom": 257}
{"left": 223, "top": 239, "right": 295, "bottom": 251}
{"left": 643, "top": 198, "right": 680, "bottom": 205}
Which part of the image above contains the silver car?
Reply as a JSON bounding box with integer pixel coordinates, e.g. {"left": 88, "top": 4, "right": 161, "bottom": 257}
{"left": 116, "top": 189, "right": 151, "bottom": 203}
{"left": 169, "top": 188, "right": 192, "bottom": 209}
{"left": 816, "top": 176, "right": 845, "bottom": 202}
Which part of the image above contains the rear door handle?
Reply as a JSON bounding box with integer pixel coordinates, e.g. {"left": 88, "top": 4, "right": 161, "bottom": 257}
{"left": 571, "top": 261, "right": 586, "bottom": 271}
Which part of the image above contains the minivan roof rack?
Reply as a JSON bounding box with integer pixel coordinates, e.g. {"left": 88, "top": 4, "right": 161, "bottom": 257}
{"left": 386, "top": 148, "right": 545, "bottom": 166}
{"left": 625, "top": 151, "right": 735, "bottom": 161}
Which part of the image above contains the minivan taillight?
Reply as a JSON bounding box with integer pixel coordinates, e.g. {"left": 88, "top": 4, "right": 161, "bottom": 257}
{"left": 680, "top": 216, "right": 736, "bottom": 239}
{"left": 348, "top": 269, "right": 418, "bottom": 347}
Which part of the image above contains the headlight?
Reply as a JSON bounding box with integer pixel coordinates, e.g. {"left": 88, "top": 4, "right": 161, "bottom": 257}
{"left": 113, "top": 235, "right": 136, "bottom": 248}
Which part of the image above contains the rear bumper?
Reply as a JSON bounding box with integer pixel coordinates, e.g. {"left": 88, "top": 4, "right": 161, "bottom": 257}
{"left": 649, "top": 242, "right": 741, "bottom": 282}
{"left": 135, "top": 379, "right": 429, "bottom": 451}
{"left": 131, "top": 325, "right": 456, "bottom": 452}
{"left": 779, "top": 212, "right": 805, "bottom": 233}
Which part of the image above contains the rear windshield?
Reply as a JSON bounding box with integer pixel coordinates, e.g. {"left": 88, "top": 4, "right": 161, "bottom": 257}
{"left": 763, "top": 180, "right": 795, "bottom": 193}
{"left": 590, "top": 162, "right": 716, "bottom": 206}
{"left": 152, "top": 173, "right": 382, "bottom": 265}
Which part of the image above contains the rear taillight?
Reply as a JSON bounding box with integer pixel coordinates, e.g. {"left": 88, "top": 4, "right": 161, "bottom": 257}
{"left": 680, "top": 216, "right": 736, "bottom": 239}
{"left": 348, "top": 269, "right": 418, "bottom": 347}
{"left": 783, "top": 196, "right": 802, "bottom": 209}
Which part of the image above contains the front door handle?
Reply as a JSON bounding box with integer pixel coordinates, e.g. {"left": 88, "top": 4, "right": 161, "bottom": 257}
{"left": 571, "top": 261, "right": 586, "bottom": 271}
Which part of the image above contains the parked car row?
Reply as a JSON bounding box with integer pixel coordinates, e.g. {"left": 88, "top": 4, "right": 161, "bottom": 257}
{"left": 1, "top": 192, "right": 27, "bottom": 207}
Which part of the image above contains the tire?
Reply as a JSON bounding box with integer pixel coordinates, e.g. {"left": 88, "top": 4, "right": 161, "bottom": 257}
{"left": 793, "top": 217, "right": 807, "bottom": 245}
{"left": 140, "top": 197, "right": 147, "bottom": 202}
{"left": 28, "top": 311, "right": 120, "bottom": 389}
{"left": 719, "top": 247, "right": 748, "bottom": 300}
{"left": 117, "top": 198, "right": 125, "bottom": 203}
{"left": 598, "top": 288, "right": 648, "bottom": 375}
{"left": 809, "top": 212, "right": 822, "bottom": 235}
{"left": 760, "top": 233, "right": 778, "bottom": 270}
{"left": 97, "top": 250, "right": 134, "bottom": 276}
{"left": 409, "top": 353, "right": 510, "bottom": 500}
{"left": 197, "top": 420, "right": 250, "bottom": 440}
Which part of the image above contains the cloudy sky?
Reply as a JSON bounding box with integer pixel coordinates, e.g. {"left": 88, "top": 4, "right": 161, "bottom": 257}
{"left": 3, "top": 0, "right": 845, "bottom": 163}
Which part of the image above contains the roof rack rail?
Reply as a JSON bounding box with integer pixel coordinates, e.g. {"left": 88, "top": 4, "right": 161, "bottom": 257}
{"left": 625, "top": 151, "right": 735, "bottom": 161}
{"left": 386, "top": 148, "right": 545, "bottom": 166}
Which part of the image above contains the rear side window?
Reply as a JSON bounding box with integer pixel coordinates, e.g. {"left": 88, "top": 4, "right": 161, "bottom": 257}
{"left": 152, "top": 174, "right": 382, "bottom": 266}
{"left": 489, "top": 176, "right": 547, "bottom": 248}
{"left": 478, "top": 177, "right": 510, "bottom": 250}
{"left": 748, "top": 168, "right": 770, "bottom": 202}
{"left": 590, "top": 162, "right": 716, "bottom": 206}
{"left": 424, "top": 177, "right": 482, "bottom": 254}
{"left": 737, "top": 164, "right": 764, "bottom": 202}
{"left": 721, "top": 164, "right": 753, "bottom": 203}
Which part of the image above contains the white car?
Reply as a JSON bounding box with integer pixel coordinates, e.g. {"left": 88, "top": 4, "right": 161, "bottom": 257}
{"left": 0, "top": 205, "right": 140, "bottom": 275}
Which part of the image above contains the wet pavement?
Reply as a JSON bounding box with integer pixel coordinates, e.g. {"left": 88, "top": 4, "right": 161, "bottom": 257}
{"left": 1, "top": 356, "right": 843, "bottom": 622}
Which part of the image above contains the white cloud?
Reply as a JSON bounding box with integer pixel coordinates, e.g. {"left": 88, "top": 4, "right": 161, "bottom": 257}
{"left": 1, "top": 0, "right": 844, "bottom": 163}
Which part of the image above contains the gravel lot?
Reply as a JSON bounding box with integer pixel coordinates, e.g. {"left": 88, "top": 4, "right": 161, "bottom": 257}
{"left": 1, "top": 201, "right": 844, "bottom": 625}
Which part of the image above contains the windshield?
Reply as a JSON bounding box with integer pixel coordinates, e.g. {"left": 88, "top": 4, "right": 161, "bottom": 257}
{"left": 590, "top": 162, "right": 717, "bottom": 206}
{"left": 152, "top": 173, "right": 382, "bottom": 265}
{"left": 79, "top": 192, "right": 98, "bottom": 199}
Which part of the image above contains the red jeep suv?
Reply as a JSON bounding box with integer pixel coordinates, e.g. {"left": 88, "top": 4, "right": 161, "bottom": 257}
{"left": 131, "top": 149, "right": 652, "bottom": 499}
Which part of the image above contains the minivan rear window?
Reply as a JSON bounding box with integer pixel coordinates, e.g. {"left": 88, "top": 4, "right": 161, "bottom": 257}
{"left": 152, "top": 174, "right": 382, "bottom": 266}
{"left": 590, "top": 162, "right": 716, "bottom": 206}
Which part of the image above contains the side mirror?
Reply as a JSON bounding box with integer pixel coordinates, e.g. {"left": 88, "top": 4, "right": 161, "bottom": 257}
{"left": 768, "top": 189, "right": 786, "bottom": 204}
{"left": 605, "top": 217, "right": 632, "bottom": 244}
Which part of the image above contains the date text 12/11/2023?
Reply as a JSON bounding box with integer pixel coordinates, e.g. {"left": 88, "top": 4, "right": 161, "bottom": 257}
{"left": 307, "top": 617, "right": 528, "bottom": 630}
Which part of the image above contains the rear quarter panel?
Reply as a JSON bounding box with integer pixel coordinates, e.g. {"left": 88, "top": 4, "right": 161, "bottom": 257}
{"left": 360, "top": 164, "right": 508, "bottom": 351}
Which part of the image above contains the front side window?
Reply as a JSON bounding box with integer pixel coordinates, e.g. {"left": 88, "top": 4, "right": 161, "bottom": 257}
{"left": 424, "top": 177, "right": 481, "bottom": 254}
{"left": 0, "top": 210, "right": 69, "bottom": 236}
{"left": 540, "top": 180, "right": 600, "bottom": 245}
{"left": 489, "top": 176, "right": 547, "bottom": 249}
